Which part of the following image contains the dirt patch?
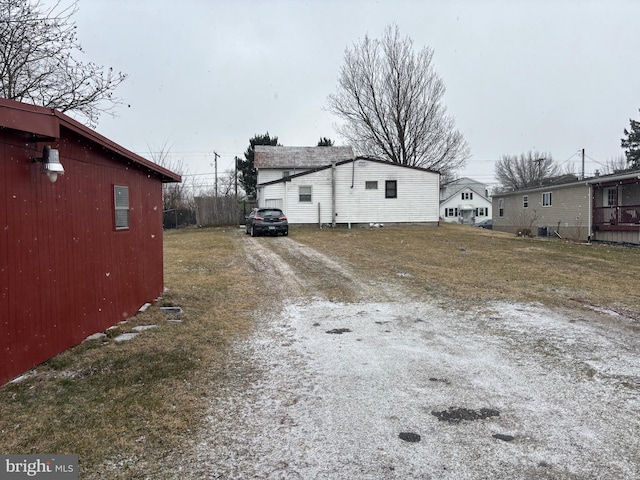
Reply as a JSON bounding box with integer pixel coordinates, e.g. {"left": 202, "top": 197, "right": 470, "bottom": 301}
{"left": 431, "top": 407, "right": 501, "bottom": 423}
{"left": 399, "top": 432, "right": 421, "bottom": 442}
{"left": 326, "top": 328, "right": 352, "bottom": 334}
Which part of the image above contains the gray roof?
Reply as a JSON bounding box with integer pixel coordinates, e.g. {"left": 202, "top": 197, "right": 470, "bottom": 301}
{"left": 254, "top": 146, "right": 354, "bottom": 169}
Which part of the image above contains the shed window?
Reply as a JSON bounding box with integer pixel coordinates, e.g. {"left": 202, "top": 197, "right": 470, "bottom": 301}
{"left": 498, "top": 198, "right": 504, "bottom": 217}
{"left": 299, "top": 185, "right": 312, "bottom": 202}
{"left": 523, "top": 195, "right": 529, "bottom": 208}
{"left": 365, "top": 181, "right": 378, "bottom": 190}
{"left": 385, "top": 180, "right": 397, "bottom": 199}
{"left": 114, "top": 185, "right": 130, "bottom": 230}
{"left": 542, "top": 192, "right": 552, "bottom": 207}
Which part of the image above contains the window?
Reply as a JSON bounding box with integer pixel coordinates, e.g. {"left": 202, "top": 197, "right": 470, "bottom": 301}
{"left": 365, "top": 181, "right": 378, "bottom": 190}
{"left": 498, "top": 198, "right": 504, "bottom": 217}
{"left": 282, "top": 170, "right": 290, "bottom": 178}
{"left": 462, "top": 192, "right": 473, "bottom": 200}
{"left": 114, "top": 185, "right": 130, "bottom": 230}
{"left": 445, "top": 208, "right": 458, "bottom": 217}
{"left": 299, "top": 185, "right": 312, "bottom": 202}
{"left": 523, "top": 195, "right": 529, "bottom": 208}
{"left": 542, "top": 192, "right": 552, "bottom": 207}
{"left": 385, "top": 180, "right": 397, "bottom": 198}
{"left": 477, "top": 207, "right": 486, "bottom": 216}
{"left": 606, "top": 188, "right": 616, "bottom": 206}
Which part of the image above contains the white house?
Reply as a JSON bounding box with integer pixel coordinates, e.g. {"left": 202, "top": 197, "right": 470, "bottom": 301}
{"left": 254, "top": 146, "right": 440, "bottom": 226}
{"left": 440, "top": 177, "right": 492, "bottom": 224}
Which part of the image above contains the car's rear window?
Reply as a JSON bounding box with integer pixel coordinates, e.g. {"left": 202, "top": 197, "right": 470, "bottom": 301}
{"left": 259, "top": 209, "right": 283, "bottom": 217}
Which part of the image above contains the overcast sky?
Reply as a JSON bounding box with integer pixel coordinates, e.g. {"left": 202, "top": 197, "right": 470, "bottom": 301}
{"left": 71, "top": 0, "right": 640, "bottom": 189}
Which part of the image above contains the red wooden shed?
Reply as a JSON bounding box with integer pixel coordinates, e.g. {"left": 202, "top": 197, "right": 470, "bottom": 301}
{"left": 0, "top": 98, "right": 181, "bottom": 385}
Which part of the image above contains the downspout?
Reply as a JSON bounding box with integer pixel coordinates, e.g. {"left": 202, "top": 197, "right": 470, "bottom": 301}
{"left": 351, "top": 158, "right": 355, "bottom": 188}
{"left": 587, "top": 183, "right": 592, "bottom": 243}
{"left": 332, "top": 161, "right": 336, "bottom": 227}
{"left": 284, "top": 179, "right": 288, "bottom": 219}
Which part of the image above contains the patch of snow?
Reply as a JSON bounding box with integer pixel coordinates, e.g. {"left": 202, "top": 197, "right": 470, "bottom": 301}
{"left": 190, "top": 299, "right": 640, "bottom": 479}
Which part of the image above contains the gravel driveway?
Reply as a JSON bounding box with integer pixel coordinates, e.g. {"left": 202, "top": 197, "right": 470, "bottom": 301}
{"left": 177, "top": 234, "right": 640, "bottom": 479}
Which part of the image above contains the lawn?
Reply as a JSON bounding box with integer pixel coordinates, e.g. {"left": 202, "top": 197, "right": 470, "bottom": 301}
{"left": 0, "top": 224, "right": 638, "bottom": 478}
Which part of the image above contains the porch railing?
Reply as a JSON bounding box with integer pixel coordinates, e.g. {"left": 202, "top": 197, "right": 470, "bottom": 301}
{"left": 593, "top": 205, "right": 640, "bottom": 229}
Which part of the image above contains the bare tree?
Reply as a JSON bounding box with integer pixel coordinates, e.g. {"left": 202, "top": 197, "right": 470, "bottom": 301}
{"left": 0, "top": 0, "right": 127, "bottom": 127}
{"left": 327, "top": 24, "right": 469, "bottom": 176}
{"left": 494, "top": 150, "right": 558, "bottom": 192}
{"left": 601, "top": 154, "right": 629, "bottom": 175}
{"left": 216, "top": 169, "right": 243, "bottom": 197}
{"left": 509, "top": 208, "right": 539, "bottom": 237}
{"left": 146, "top": 141, "right": 195, "bottom": 211}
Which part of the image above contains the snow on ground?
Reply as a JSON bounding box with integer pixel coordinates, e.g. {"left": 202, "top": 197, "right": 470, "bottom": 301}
{"left": 186, "top": 298, "right": 640, "bottom": 479}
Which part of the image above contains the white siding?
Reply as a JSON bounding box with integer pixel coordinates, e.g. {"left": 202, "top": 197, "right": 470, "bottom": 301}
{"left": 260, "top": 159, "right": 439, "bottom": 224}
{"left": 440, "top": 194, "right": 492, "bottom": 223}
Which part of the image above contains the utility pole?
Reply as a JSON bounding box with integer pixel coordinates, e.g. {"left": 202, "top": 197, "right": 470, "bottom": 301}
{"left": 533, "top": 157, "right": 545, "bottom": 186}
{"left": 213, "top": 151, "right": 219, "bottom": 197}
{"left": 234, "top": 156, "right": 240, "bottom": 197}
{"left": 581, "top": 148, "right": 585, "bottom": 180}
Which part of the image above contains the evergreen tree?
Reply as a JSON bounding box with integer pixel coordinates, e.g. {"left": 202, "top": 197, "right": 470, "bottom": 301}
{"left": 317, "top": 137, "right": 334, "bottom": 146}
{"left": 621, "top": 110, "right": 640, "bottom": 169}
{"left": 238, "top": 133, "right": 279, "bottom": 198}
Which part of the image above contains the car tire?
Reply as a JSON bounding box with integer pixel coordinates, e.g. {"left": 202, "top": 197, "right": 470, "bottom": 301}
{"left": 283, "top": 229, "right": 288, "bottom": 236}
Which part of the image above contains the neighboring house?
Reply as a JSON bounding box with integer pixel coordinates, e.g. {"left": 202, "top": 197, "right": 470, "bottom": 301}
{"left": 254, "top": 146, "right": 440, "bottom": 226}
{"left": 492, "top": 170, "right": 640, "bottom": 244}
{"left": 440, "top": 177, "right": 492, "bottom": 224}
{"left": 0, "top": 98, "right": 181, "bottom": 385}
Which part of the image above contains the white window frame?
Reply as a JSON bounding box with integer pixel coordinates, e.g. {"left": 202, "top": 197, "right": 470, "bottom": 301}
{"left": 365, "top": 181, "right": 378, "bottom": 190}
{"left": 299, "top": 185, "right": 312, "bottom": 203}
{"left": 498, "top": 198, "right": 504, "bottom": 217}
{"left": 114, "top": 185, "right": 130, "bottom": 230}
{"left": 605, "top": 187, "right": 616, "bottom": 207}
{"left": 542, "top": 192, "right": 552, "bottom": 207}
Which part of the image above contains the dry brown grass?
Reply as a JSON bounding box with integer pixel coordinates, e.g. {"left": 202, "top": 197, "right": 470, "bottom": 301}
{"left": 1, "top": 223, "right": 639, "bottom": 478}
{"left": 291, "top": 222, "right": 640, "bottom": 312}
{"left": 0, "top": 226, "right": 258, "bottom": 478}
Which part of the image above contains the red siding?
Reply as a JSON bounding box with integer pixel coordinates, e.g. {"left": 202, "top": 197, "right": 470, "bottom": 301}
{"left": 1, "top": 125, "right": 167, "bottom": 384}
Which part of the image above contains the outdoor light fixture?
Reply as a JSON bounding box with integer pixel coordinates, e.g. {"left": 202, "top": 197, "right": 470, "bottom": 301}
{"left": 32, "top": 145, "right": 64, "bottom": 183}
